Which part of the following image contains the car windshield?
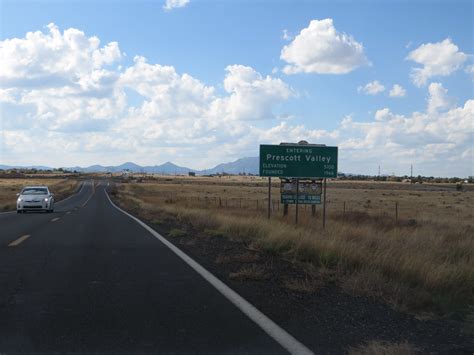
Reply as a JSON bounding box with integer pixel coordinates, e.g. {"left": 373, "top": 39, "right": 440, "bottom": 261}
{"left": 21, "top": 188, "right": 48, "bottom": 195}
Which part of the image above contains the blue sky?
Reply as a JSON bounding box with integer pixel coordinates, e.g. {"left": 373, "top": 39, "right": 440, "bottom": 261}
{"left": 0, "top": 0, "right": 473, "bottom": 176}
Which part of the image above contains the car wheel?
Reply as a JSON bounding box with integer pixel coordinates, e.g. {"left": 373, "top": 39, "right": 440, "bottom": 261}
{"left": 17, "top": 210, "right": 21, "bottom": 214}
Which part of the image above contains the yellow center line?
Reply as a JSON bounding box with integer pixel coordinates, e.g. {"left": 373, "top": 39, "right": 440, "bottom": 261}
{"left": 51, "top": 217, "right": 60, "bottom": 222}
{"left": 8, "top": 234, "right": 31, "bottom": 247}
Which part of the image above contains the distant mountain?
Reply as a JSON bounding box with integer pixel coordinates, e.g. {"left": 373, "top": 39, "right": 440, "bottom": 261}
{"left": 0, "top": 164, "right": 53, "bottom": 171}
{"left": 200, "top": 157, "right": 259, "bottom": 175}
{"left": 0, "top": 157, "right": 259, "bottom": 175}
{"left": 141, "top": 162, "right": 194, "bottom": 175}
{"left": 115, "top": 162, "right": 143, "bottom": 172}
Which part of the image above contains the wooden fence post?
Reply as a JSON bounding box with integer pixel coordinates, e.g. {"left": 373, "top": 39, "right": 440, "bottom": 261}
{"left": 395, "top": 201, "right": 398, "bottom": 223}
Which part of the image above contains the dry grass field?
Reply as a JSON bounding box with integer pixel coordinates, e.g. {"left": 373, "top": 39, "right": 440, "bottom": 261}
{"left": 0, "top": 178, "right": 81, "bottom": 211}
{"left": 113, "top": 175, "right": 474, "bottom": 320}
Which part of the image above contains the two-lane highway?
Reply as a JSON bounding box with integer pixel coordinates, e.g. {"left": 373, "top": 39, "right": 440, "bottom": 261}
{"left": 0, "top": 181, "right": 305, "bottom": 352}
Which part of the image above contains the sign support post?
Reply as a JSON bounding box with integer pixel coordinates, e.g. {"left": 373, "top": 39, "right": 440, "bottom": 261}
{"left": 295, "top": 178, "right": 299, "bottom": 225}
{"left": 323, "top": 178, "right": 327, "bottom": 229}
{"left": 267, "top": 177, "right": 271, "bottom": 219}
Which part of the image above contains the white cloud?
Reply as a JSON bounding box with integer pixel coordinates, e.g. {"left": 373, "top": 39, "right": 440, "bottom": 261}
{"left": 407, "top": 39, "right": 467, "bottom": 86}
{"left": 339, "top": 81, "right": 473, "bottom": 175}
{"left": 0, "top": 23, "right": 121, "bottom": 89}
{"left": 0, "top": 23, "right": 124, "bottom": 132}
{"left": 163, "top": 0, "right": 190, "bottom": 10}
{"left": 282, "top": 29, "right": 292, "bottom": 41}
{"left": 389, "top": 84, "right": 406, "bottom": 97}
{"left": 211, "top": 65, "right": 294, "bottom": 121}
{"left": 427, "top": 82, "right": 451, "bottom": 113}
{"left": 358, "top": 80, "right": 385, "bottom": 95}
{"left": 280, "top": 18, "right": 369, "bottom": 75}
{"left": 465, "top": 64, "right": 474, "bottom": 80}
{"left": 339, "top": 98, "right": 473, "bottom": 175}
{"left": 374, "top": 108, "right": 391, "bottom": 121}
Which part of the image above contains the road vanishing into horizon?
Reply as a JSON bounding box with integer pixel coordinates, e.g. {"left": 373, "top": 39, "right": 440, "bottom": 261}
{"left": 0, "top": 180, "right": 303, "bottom": 353}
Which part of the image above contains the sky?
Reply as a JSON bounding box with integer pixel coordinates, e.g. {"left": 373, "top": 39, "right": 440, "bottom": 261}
{"left": 0, "top": 0, "right": 473, "bottom": 177}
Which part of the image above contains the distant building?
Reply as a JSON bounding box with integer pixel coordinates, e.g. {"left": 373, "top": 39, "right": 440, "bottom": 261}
{"left": 188, "top": 171, "right": 196, "bottom": 177}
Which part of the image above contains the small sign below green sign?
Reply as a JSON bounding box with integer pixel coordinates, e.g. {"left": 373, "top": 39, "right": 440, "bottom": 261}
{"left": 281, "top": 194, "right": 322, "bottom": 205}
{"left": 280, "top": 179, "right": 322, "bottom": 205}
{"left": 260, "top": 144, "right": 338, "bottom": 178}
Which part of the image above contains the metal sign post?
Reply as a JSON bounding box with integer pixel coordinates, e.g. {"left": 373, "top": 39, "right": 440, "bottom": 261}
{"left": 295, "top": 178, "right": 299, "bottom": 225}
{"left": 267, "top": 177, "right": 271, "bottom": 219}
{"left": 323, "top": 178, "right": 327, "bottom": 229}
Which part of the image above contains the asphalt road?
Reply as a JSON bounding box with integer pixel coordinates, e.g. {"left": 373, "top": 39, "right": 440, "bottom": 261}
{"left": 0, "top": 180, "right": 297, "bottom": 353}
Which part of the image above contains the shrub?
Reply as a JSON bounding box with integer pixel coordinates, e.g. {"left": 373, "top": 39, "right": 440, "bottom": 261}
{"left": 168, "top": 228, "right": 186, "bottom": 238}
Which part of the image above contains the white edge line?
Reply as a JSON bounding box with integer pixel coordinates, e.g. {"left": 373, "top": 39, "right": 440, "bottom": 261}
{"left": 104, "top": 188, "right": 314, "bottom": 355}
{"left": 0, "top": 180, "right": 86, "bottom": 215}
{"left": 0, "top": 210, "right": 16, "bottom": 215}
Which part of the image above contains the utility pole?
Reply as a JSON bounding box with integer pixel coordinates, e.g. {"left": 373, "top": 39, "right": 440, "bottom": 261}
{"left": 410, "top": 164, "right": 413, "bottom": 184}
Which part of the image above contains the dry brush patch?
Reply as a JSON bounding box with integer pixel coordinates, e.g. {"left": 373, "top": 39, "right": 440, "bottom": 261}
{"left": 215, "top": 252, "right": 260, "bottom": 264}
{"left": 349, "top": 341, "right": 418, "bottom": 355}
{"left": 113, "top": 177, "right": 474, "bottom": 319}
{"left": 229, "top": 264, "right": 268, "bottom": 281}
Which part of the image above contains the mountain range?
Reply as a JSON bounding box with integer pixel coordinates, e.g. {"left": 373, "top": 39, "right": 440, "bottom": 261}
{"left": 0, "top": 157, "right": 260, "bottom": 175}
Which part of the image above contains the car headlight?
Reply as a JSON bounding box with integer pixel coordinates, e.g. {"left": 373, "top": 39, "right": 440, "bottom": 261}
{"left": 44, "top": 198, "right": 49, "bottom": 202}
{"left": 17, "top": 198, "right": 23, "bottom": 202}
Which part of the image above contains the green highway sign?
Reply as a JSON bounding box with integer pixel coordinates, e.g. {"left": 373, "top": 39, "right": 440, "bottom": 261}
{"left": 260, "top": 144, "right": 338, "bottom": 178}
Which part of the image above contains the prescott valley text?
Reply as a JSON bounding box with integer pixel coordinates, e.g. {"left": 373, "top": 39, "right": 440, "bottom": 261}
{"left": 265, "top": 154, "right": 333, "bottom": 164}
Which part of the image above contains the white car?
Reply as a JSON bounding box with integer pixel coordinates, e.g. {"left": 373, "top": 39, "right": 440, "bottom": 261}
{"left": 17, "top": 186, "right": 55, "bottom": 213}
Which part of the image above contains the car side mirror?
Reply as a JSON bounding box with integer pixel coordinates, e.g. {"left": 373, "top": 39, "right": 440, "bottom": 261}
{"left": 50, "top": 193, "right": 55, "bottom": 197}
{"left": 16, "top": 193, "right": 20, "bottom": 197}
